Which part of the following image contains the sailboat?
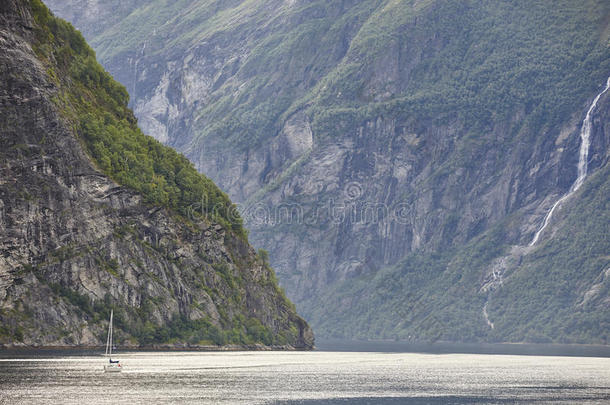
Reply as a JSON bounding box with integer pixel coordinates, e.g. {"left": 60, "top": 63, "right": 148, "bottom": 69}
{"left": 103, "top": 309, "right": 122, "bottom": 373}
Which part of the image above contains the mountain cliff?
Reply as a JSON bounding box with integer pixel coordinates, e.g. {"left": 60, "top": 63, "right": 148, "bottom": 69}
{"left": 44, "top": 0, "right": 610, "bottom": 343}
{"left": 0, "top": 0, "right": 313, "bottom": 349}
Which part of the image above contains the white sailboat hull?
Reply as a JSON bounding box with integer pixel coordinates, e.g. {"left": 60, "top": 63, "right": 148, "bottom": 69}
{"left": 104, "top": 363, "right": 122, "bottom": 373}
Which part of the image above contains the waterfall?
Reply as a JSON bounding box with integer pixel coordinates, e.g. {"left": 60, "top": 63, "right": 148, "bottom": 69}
{"left": 483, "top": 77, "right": 610, "bottom": 328}
{"left": 530, "top": 76, "right": 610, "bottom": 246}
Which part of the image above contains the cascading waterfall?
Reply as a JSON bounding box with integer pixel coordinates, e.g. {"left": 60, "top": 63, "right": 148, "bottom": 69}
{"left": 482, "top": 76, "right": 610, "bottom": 330}
{"left": 529, "top": 76, "right": 610, "bottom": 246}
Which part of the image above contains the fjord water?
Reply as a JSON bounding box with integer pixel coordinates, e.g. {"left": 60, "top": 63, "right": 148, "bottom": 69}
{"left": 0, "top": 351, "right": 609, "bottom": 404}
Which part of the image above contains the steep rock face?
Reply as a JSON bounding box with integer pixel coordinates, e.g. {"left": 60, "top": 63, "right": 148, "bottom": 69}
{"left": 45, "top": 0, "right": 610, "bottom": 342}
{"left": 305, "top": 97, "right": 610, "bottom": 343}
{"left": 33, "top": 0, "right": 144, "bottom": 39}
{"left": 0, "top": 0, "right": 312, "bottom": 348}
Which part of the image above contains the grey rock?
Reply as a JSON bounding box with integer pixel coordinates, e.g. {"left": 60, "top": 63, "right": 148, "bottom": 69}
{"left": 0, "top": 1, "right": 312, "bottom": 349}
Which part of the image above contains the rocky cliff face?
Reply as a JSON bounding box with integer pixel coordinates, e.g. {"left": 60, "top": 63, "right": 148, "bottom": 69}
{"left": 44, "top": 0, "right": 610, "bottom": 343}
{"left": 0, "top": 0, "right": 313, "bottom": 349}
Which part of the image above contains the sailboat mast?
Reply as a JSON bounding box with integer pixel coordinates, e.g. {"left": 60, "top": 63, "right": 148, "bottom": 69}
{"left": 105, "top": 309, "right": 113, "bottom": 356}
{"left": 109, "top": 309, "right": 113, "bottom": 357}
{"left": 102, "top": 309, "right": 121, "bottom": 372}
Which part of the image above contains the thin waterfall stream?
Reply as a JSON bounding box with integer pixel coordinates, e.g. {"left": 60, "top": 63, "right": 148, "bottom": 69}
{"left": 481, "top": 76, "right": 610, "bottom": 330}
{"left": 530, "top": 76, "right": 610, "bottom": 246}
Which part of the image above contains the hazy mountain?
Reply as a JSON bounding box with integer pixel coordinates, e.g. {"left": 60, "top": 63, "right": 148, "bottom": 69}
{"left": 45, "top": 0, "right": 610, "bottom": 343}
{"left": 0, "top": 0, "right": 312, "bottom": 349}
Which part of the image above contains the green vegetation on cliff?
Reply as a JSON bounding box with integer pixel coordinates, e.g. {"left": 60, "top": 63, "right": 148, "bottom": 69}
{"left": 0, "top": 0, "right": 312, "bottom": 349}
{"left": 29, "top": 0, "right": 244, "bottom": 236}
{"left": 307, "top": 0, "right": 610, "bottom": 136}
{"left": 78, "top": 0, "right": 610, "bottom": 150}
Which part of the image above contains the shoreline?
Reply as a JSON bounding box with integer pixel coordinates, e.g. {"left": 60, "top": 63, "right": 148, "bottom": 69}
{"left": 2, "top": 340, "right": 609, "bottom": 358}
{"left": 315, "top": 339, "right": 610, "bottom": 358}
{"left": 0, "top": 343, "right": 313, "bottom": 354}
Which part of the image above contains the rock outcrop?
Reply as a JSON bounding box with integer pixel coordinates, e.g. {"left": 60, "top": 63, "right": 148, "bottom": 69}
{"left": 0, "top": 0, "right": 313, "bottom": 349}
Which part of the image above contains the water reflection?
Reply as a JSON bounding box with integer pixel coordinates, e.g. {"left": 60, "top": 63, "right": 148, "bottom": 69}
{"left": 0, "top": 351, "right": 608, "bottom": 404}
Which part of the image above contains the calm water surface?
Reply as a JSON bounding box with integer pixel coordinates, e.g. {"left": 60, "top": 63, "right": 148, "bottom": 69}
{"left": 0, "top": 351, "right": 609, "bottom": 404}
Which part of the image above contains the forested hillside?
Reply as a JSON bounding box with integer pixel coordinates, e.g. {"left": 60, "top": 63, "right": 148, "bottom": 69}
{"left": 45, "top": 0, "right": 610, "bottom": 343}
{"left": 0, "top": 0, "right": 312, "bottom": 348}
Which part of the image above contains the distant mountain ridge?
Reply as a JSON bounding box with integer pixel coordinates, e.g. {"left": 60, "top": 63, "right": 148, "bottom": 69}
{"left": 45, "top": 0, "right": 610, "bottom": 343}
{"left": 0, "top": 0, "right": 313, "bottom": 349}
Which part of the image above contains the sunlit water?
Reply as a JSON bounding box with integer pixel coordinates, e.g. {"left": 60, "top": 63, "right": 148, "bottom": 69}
{"left": 0, "top": 351, "right": 609, "bottom": 404}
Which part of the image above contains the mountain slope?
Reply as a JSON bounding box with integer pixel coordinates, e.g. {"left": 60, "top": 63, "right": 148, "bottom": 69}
{"left": 45, "top": 0, "right": 610, "bottom": 343}
{"left": 0, "top": 0, "right": 312, "bottom": 349}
